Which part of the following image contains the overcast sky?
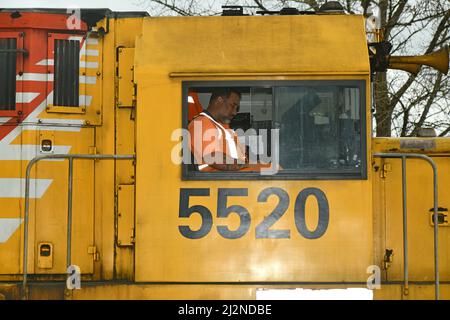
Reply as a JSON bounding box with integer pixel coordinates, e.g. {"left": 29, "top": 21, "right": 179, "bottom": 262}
{"left": 0, "top": 0, "right": 146, "bottom": 12}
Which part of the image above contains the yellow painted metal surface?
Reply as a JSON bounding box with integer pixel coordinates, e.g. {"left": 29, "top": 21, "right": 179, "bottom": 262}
{"left": 4, "top": 281, "right": 449, "bottom": 300}
{"left": 118, "top": 185, "right": 135, "bottom": 246}
{"left": 376, "top": 157, "right": 450, "bottom": 281}
{"left": 135, "top": 15, "right": 369, "bottom": 75}
{"left": 93, "top": 17, "right": 117, "bottom": 280}
{"left": 43, "top": 34, "right": 103, "bottom": 125}
{"left": 118, "top": 48, "right": 135, "bottom": 108}
{"left": 0, "top": 145, "right": 22, "bottom": 274}
{"left": 372, "top": 137, "right": 450, "bottom": 154}
{"left": 34, "top": 128, "right": 96, "bottom": 275}
{"left": 69, "top": 283, "right": 450, "bottom": 300}
{"left": 1, "top": 12, "right": 450, "bottom": 300}
{"left": 134, "top": 15, "right": 373, "bottom": 283}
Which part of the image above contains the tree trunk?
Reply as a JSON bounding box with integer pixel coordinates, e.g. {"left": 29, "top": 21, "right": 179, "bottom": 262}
{"left": 374, "top": 72, "right": 392, "bottom": 137}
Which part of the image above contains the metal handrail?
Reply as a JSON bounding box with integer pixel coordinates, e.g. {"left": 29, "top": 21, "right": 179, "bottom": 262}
{"left": 373, "top": 153, "right": 439, "bottom": 300}
{"left": 21, "top": 154, "right": 135, "bottom": 299}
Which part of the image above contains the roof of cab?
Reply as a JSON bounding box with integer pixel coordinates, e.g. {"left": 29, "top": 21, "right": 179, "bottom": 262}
{"left": 135, "top": 14, "right": 370, "bottom": 78}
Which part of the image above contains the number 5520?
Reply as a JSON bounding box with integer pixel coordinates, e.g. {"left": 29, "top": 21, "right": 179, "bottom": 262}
{"left": 178, "top": 187, "right": 329, "bottom": 240}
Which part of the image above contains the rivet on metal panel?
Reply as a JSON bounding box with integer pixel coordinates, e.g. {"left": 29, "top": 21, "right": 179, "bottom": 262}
{"left": 96, "top": 71, "right": 101, "bottom": 76}
{"left": 88, "top": 146, "right": 97, "bottom": 155}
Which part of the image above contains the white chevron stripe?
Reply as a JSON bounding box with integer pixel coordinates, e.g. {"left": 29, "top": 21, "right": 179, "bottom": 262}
{"left": 0, "top": 178, "right": 52, "bottom": 198}
{"left": 81, "top": 61, "right": 99, "bottom": 68}
{"left": 0, "top": 218, "right": 23, "bottom": 243}
{"left": 35, "top": 59, "right": 50, "bottom": 66}
{"left": 0, "top": 94, "right": 76, "bottom": 160}
{"left": 25, "top": 126, "right": 82, "bottom": 132}
{"left": 0, "top": 144, "right": 71, "bottom": 160}
{"left": 86, "top": 38, "right": 99, "bottom": 45}
{"left": 0, "top": 117, "right": 11, "bottom": 125}
{"left": 16, "top": 73, "right": 49, "bottom": 81}
{"left": 16, "top": 73, "right": 96, "bottom": 84}
{"left": 84, "top": 49, "right": 99, "bottom": 56}
{"left": 79, "top": 95, "right": 93, "bottom": 107}
{"left": 36, "top": 59, "right": 99, "bottom": 69}
{"left": 81, "top": 76, "right": 97, "bottom": 84}
{"left": 16, "top": 92, "right": 40, "bottom": 104}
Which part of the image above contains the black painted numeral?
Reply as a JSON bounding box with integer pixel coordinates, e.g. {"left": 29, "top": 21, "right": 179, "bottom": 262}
{"left": 255, "top": 187, "right": 290, "bottom": 238}
{"left": 179, "top": 188, "right": 213, "bottom": 239}
{"left": 217, "top": 188, "right": 251, "bottom": 239}
{"left": 178, "top": 187, "right": 329, "bottom": 240}
{"left": 294, "top": 187, "right": 329, "bottom": 239}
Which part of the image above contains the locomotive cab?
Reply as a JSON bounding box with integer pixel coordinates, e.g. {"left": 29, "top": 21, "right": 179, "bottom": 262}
{"left": 0, "top": 7, "right": 449, "bottom": 300}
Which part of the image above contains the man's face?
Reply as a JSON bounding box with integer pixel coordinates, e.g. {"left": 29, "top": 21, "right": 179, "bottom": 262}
{"left": 217, "top": 92, "right": 240, "bottom": 124}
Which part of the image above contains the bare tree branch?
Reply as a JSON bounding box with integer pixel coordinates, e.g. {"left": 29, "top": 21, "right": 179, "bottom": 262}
{"left": 253, "top": 0, "right": 268, "bottom": 11}
{"left": 140, "top": 0, "right": 449, "bottom": 137}
{"left": 439, "top": 126, "right": 450, "bottom": 137}
{"left": 409, "top": 73, "right": 443, "bottom": 136}
{"left": 384, "top": 0, "right": 408, "bottom": 39}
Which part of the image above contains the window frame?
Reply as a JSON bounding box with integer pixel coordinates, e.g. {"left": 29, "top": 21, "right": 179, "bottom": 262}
{"left": 182, "top": 80, "right": 367, "bottom": 181}
{"left": 0, "top": 31, "right": 24, "bottom": 117}
{"left": 46, "top": 33, "right": 86, "bottom": 114}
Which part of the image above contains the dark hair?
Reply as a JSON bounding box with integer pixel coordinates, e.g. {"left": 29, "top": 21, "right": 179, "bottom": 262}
{"left": 209, "top": 88, "right": 242, "bottom": 105}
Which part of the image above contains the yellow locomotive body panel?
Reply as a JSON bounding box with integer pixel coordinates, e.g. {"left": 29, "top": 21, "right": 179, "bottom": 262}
{"left": 134, "top": 15, "right": 373, "bottom": 283}
{"left": 0, "top": 10, "right": 448, "bottom": 300}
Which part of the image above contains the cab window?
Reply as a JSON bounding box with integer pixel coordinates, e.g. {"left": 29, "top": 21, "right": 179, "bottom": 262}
{"left": 182, "top": 80, "right": 366, "bottom": 180}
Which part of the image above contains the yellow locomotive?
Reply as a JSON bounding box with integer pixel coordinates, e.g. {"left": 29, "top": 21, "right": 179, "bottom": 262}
{"left": 0, "top": 4, "right": 448, "bottom": 300}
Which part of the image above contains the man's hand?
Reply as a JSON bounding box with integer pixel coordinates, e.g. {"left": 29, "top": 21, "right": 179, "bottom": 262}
{"left": 210, "top": 162, "right": 248, "bottom": 171}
